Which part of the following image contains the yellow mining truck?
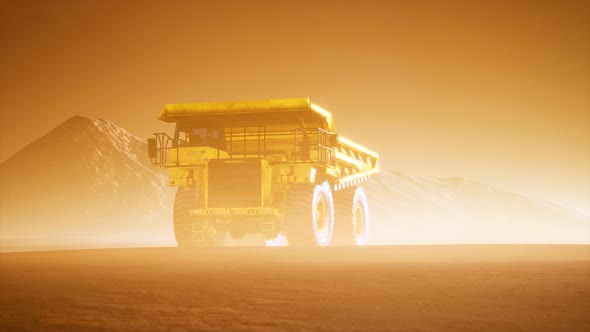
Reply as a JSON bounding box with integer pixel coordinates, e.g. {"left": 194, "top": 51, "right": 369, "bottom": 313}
{"left": 148, "top": 98, "right": 379, "bottom": 247}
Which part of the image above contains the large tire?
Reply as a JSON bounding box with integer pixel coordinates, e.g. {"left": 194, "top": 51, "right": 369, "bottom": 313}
{"left": 284, "top": 181, "right": 334, "bottom": 246}
{"left": 333, "top": 187, "right": 355, "bottom": 245}
{"left": 333, "top": 186, "right": 370, "bottom": 246}
{"left": 173, "top": 186, "right": 224, "bottom": 248}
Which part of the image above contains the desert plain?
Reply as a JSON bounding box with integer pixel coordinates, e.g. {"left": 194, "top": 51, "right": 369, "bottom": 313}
{"left": 1, "top": 245, "right": 589, "bottom": 331}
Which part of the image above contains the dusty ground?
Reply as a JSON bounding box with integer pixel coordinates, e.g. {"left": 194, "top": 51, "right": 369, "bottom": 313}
{"left": 1, "top": 245, "right": 589, "bottom": 331}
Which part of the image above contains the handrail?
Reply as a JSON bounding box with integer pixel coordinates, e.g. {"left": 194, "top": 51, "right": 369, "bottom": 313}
{"left": 149, "top": 127, "right": 339, "bottom": 167}
{"left": 150, "top": 132, "right": 175, "bottom": 165}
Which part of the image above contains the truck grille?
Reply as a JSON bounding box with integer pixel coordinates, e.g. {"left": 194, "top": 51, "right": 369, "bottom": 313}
{"left": 207, "top": 160, "right": 262, "bottom": 208}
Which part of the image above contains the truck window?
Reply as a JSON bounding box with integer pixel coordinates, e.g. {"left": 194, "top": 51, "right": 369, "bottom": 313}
{"left": 189, "top": 128, "right": 207, "bottom": 146}
{"left": 175, "top": 125, "right": 226, "bottom": 150}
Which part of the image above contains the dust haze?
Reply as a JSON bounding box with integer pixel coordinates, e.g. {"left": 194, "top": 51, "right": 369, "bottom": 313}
{"left": 1, "top": 1, "right": 590, "bottom": 331}
{"left": 0, "top": 116, "right": 588, "bottom": 251}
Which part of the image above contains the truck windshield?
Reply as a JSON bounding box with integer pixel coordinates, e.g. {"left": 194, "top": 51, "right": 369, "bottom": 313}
{"left": 175, "top": 124, "right": 226, "bottom": 150}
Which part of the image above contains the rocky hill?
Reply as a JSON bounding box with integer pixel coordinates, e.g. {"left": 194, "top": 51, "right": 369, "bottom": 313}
{"left": 0, "top": 116, "right": 174, "bottom": 248}
{"left": 365, "top": 172, "right": 589, "bottom": 244}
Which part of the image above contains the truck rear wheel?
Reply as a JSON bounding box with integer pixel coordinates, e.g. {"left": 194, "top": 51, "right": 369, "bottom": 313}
{"left": 333, "top": 186, "right": 370, "bottom": 246}
{"left": 284, "top": 181, "right": 334, "bottom": 246}
{"left": 173, "top": 186, "right": 224, "bottom": 247}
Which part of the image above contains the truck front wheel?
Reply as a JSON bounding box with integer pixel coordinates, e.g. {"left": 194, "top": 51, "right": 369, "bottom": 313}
{"left": 173, "top": 186, "right": 224, "bottom": 247}
{"left": 284, "top": 181, "right": 334, "bottom": 246}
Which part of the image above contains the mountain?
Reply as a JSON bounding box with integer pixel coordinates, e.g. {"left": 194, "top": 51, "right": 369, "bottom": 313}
{"left": 365, "top": 172, "right": 590, "bottom": 244}
{"left": 0, "top": 116, "right": 588, "bottom": 249}
{"left": 0, "top": 116, "right": 174, "bottom": 247}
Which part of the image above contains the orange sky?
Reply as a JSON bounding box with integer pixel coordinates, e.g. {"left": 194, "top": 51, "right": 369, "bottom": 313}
{"left": 1, "top": 0, "right": 589, "bottom": 214}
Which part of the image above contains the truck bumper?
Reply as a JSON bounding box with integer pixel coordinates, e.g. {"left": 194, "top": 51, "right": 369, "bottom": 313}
{"left": 190, "top": 207, "right": 280, "bottom": 233}
{"left": 190, "top": 207, "right": 280, "bottom": 218}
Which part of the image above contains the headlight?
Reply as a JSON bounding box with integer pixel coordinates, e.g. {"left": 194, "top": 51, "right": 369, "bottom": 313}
{"left": 180, "top": 168, "right": 189, "bottom": 178}
{"left": 280, "top": 165, "right": 291, "bottom": 176}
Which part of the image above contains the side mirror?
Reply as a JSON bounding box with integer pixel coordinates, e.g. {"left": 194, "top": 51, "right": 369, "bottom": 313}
{"left": 147, "top": 138, "right": 157, "bottom": 158}
{"left": 329, "top": 134, "right": 339, "bottom": 147}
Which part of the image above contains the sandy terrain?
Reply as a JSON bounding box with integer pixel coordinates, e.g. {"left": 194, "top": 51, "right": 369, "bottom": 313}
{"left": 1, "top": 245, "right": 589, "bottom": 331}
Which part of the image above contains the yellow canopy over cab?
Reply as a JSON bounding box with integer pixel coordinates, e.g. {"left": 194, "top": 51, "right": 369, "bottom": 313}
{"left": 159, "top": 98, "right": 335, "bottom": 132}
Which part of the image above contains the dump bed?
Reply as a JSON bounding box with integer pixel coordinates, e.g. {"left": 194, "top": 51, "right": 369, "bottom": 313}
{"left": 159, "top": 98, "right": 335, "bottom": 132}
